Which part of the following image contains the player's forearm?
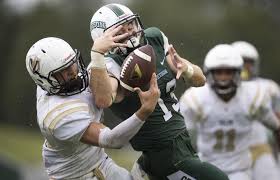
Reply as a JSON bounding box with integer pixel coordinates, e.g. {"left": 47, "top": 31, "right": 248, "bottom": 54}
{"left": 90, "top": 69, "right": 113, "bottom": 108}
{"left": 180, "top": 60, "right": 206, "bottom": 87}
{"left": 98, "top": 114, "right": 145, "bottom": 148}
{"left": 187, "top": 64, "right": 206, "bottom": 87}
{"left": 90, "top": 51, "right": 113, "bottom": 108}
{"left": 135, "top": 104, "right": 154, "bottom": 121}
{"left": 98, "top": 104, "right": 154, "bottom": 148}
{"left": 261, "top": 109, "right": 280, "bottom": 131}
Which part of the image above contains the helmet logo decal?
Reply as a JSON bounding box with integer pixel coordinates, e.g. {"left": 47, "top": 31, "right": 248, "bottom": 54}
{"left": 91, "top": 21, "right": 106, "bottom": 30}
{"left": 29, "top": 56, "right": 40, "bottom": 73}
{"left": 63, "top": 53, "right": 75, "bottom": 63}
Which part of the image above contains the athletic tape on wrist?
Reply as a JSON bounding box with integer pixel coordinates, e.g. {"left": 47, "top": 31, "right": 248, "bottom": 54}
{"left": 183, "top": 65, "right": 194, "bottom": 79}
{"left": 90, "top": 50, "right": 106, "bottom": 69}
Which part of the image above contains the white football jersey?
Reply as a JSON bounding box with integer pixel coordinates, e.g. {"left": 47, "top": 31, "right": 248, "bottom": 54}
{"left": 250, "top": 77, "right": 280, "bottom": 145}
{"left": 180, "top": 82, "right": 279, "bottom": 173}
{"left": 36, "top": 86, "right": 106, "bottom": 179}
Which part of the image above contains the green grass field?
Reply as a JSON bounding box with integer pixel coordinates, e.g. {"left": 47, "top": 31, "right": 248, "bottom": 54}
{"left": 0, "top": 124, "right": 44, "bottom": 164}
{"left": 0, "top": 124, "right": 141, "bottom": 170}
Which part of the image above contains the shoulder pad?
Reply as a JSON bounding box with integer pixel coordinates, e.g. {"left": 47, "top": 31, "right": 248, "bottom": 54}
{"left": 144, "top": 27, "right": 162, "bottom": 38}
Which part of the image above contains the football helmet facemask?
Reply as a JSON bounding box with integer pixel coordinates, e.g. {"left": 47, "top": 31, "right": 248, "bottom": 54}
{"left": 26, "top": 37, "right": 88, "bottom": 96}
{"left": 204, "top": 44, "right": 243, "bottom": 97}
{"left": 90, "top": 3, "right": 144, "bottom": 55}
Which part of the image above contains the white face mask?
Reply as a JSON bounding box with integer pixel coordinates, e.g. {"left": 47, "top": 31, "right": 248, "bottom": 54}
{"left": 127, "top": 36, "right": 140, "bottom": 48}
{"left": 109, "top": 32, "right": 142, "bottom": 56}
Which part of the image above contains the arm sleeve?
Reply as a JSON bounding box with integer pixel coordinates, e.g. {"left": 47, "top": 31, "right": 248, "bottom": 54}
{"left": 269, "top": 81, "right": 280, "bottom": 112}
{"left": 255, "top": 92, "right": 280, "bottom": 130}
{"left": 98, "top": 114, "right": 145, "bottom": 148}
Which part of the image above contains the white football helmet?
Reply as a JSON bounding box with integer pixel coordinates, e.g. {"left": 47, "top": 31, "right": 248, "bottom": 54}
{"left": 204, "top": 44, "right": 243, "bottom": 96}
{"left": 90, "top": 3, "right": 144, "bottom": 55}
{"left": 26, "top": 37, "right": 88, "bottom": 96}
{"left": 231, "top": 41, "right": 260, "bottom": 79}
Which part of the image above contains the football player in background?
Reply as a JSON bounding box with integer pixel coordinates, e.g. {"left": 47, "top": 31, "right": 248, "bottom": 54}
{"left": 232, "top": 41, "right": 280, "bottom": 180}
{"left": 88, "top": 3, "right": 230, "bottom": 180}
{"left": 179, "top": 44, "right": 280, "bottom": 180}
{"left": 25, "top": 37, "right": 160, "bottom": 180}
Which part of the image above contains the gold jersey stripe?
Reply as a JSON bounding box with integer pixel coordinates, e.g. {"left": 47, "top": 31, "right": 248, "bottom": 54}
{"left": 93, "top": 168, "right": 105, "bottom": 180}
{"left": 249, "top": 83, "right": 261, "bottom": 115}
{"left": 43, "top": 99, "right": 85, "bottom": 127}
{"left": 190, "top": 91, "right": 204, "bottom": 121}
{"left": 250, "top": 143, "right": 272, "bottom": 165}
{"left": 48, "top": 106, "right": 89, "bottom": 134}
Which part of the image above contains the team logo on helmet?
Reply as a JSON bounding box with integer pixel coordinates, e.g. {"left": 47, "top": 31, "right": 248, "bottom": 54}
{"left": 90, "top": 21, "right": 106, "bottom": 31}
{"left": 29, "top": 56, "right": 40, "bottom": 73}
{"left": 63, "top": 52, "right": 75, "bottom": 63}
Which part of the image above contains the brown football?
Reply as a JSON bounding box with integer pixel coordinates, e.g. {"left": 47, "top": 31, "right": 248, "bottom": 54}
{"left": 120, "top": 44, "right": 156, "bottom": 92}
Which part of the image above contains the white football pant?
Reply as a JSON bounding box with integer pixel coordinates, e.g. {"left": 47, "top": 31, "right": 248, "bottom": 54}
{"left": 252, "top": 153, "right": 279, "bottom": 180}
{"left": 73, "top": 157, "right": 132, "bottom": 180}
{"left": 228, "top": 169, "right": 251, "bottom": 180}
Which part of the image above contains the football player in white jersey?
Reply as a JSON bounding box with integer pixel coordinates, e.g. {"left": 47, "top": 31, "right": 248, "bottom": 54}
{"left": 232, "top": 41, "right": 280, "bottom": 180}
{"left": 179, "top": 44, "right": 280, "bottom": 180}
{"left": 25, "top": 37, "right": 160, "bottom": 180}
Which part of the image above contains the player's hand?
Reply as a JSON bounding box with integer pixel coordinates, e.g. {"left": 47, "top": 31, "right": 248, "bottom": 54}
{"left": 92, "top": 25, "right": 130, "bottom": 54}
{"left": 134, "top": 73, "right": 160, "bottom": 120}
{"left": 168, "top": 44, "right": 192, "bottom": 79}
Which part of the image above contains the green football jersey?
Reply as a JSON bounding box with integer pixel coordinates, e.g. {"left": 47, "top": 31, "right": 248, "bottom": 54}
{"left": 107, "top": 27, "right": 186, "bottom": 151}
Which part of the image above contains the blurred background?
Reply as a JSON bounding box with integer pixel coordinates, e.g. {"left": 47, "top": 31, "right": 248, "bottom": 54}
{"left": 1, "top": 0, "right": 280, "bottom": 179}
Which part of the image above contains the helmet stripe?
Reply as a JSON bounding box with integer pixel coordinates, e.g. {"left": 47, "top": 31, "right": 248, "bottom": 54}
{"left": 106, "top": 4, "right": 125, "bottom": 17}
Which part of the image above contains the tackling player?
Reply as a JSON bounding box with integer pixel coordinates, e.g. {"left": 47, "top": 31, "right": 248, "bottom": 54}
{"left": 180, "top": 44, "right": 280, "bottom": 180}
{"left": 25, "top": 37, "right": 160, "bottom": 179}
{"left": 232, "top": 41, "right": 280, "bottom": 180}
{"left": 89, "top": 3, "right": 229, "bottom": 180}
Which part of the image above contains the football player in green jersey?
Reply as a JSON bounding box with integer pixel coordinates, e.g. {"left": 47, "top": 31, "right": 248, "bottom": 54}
{"left": 88, "top": 3, "right": 229, "bottom": 180}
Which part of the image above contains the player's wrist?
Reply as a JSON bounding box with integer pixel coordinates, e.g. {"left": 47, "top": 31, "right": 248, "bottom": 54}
{"left": 90, "top": 49, "right": 106, "bottom": 69}
{"left": 182, "top": 64, "right": 194, "bottom": 79}
{"left": 136, "top": 106, "right": 152, "bottom": 121}
{"left": 91, "top": 49, "right": 105, "bottom": 55}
